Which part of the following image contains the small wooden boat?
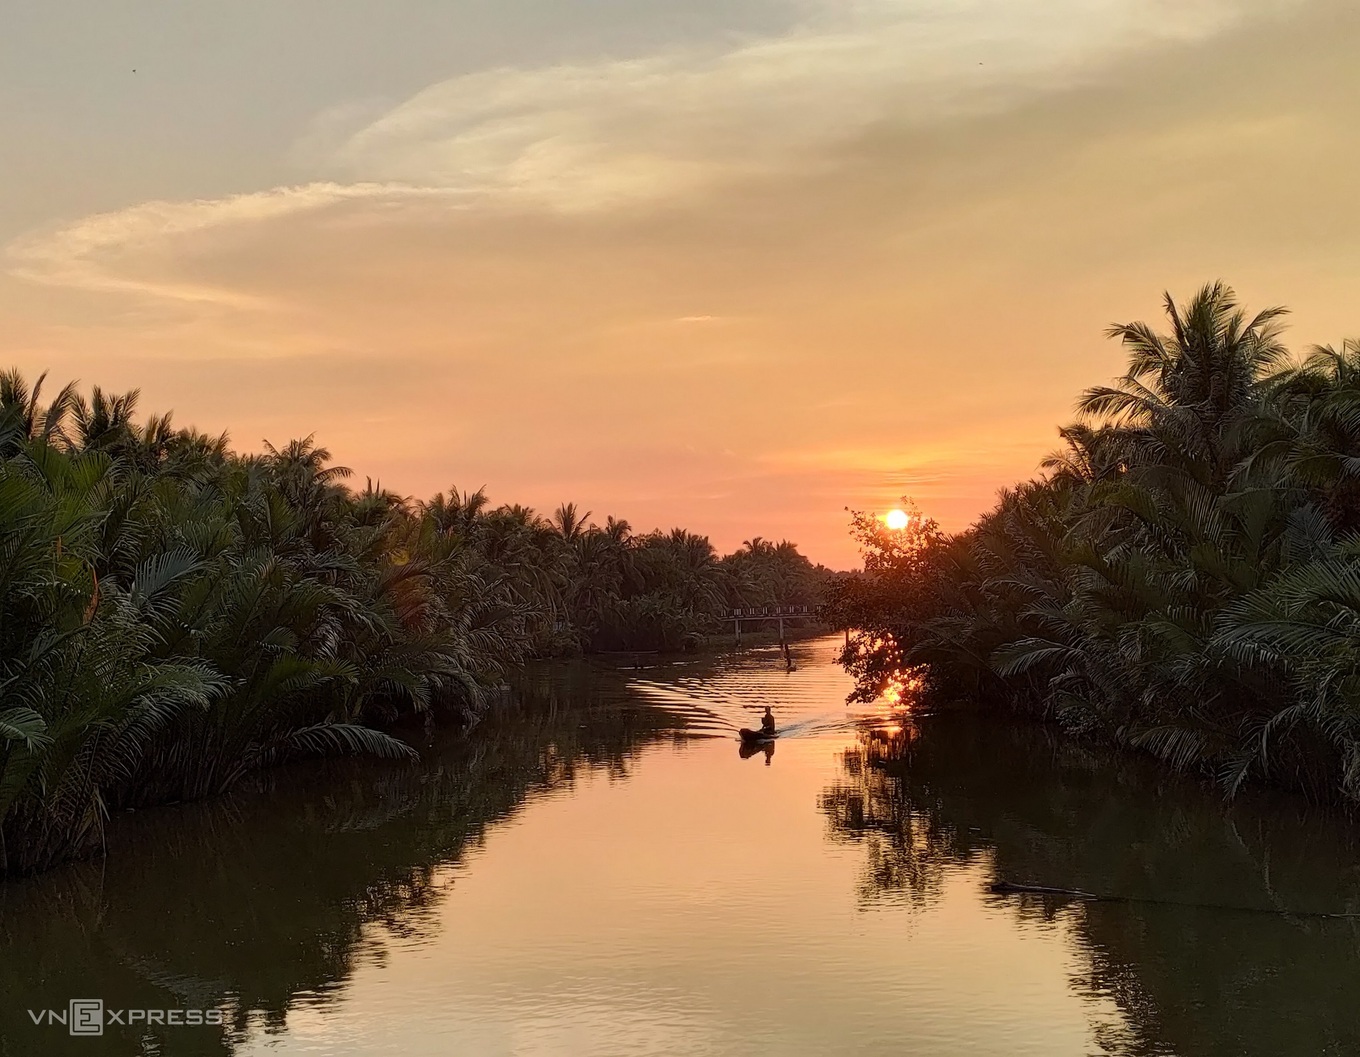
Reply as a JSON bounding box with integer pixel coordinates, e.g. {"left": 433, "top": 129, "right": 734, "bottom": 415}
{"left": 738, "top": 730, "right": 776, "bottom": 762}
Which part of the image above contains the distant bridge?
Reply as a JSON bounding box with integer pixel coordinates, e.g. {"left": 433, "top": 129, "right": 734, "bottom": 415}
{"left": 728, "top": 604, "right": 817, "bottom": 644}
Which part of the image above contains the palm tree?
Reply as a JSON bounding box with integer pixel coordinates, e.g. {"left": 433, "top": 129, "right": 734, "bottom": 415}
{"left": 0, "top": 364, "right": 837, "bottom": 874}
{"left": 552, "top": 502, "right": 593, "bottom": 543}
{"left": 71, "top": 386, "right": 142, "bottom": 457}
{"left": 834, "top": 282, "right": 1360, "bottom": 805}
{"left": 0, "top": 368, "right": 78, "bottom": 453}
{"left": 1079, "top": 282, "right": 1289, "bottom": 487}
{"left": 423, "top": 485, "right": 490, "bottom": 542}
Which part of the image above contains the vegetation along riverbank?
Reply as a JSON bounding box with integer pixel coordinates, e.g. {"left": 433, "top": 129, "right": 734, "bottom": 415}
{"left": 0, "top": 372, "right": 835, "bottom": 877}
{"left": 833, "top": 282, "right": 1360, "bottom": 809}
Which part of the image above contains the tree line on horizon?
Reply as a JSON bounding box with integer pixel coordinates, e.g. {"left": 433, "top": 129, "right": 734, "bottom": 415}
{"left": 833, "top": 282, "right": 1360, "bottom": 807}
{"left": 0, "top": 370, "right": 834, "bottom": 876}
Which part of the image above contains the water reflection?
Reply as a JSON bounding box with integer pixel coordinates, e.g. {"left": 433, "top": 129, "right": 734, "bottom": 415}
{"left": 0, "top": 662, "right": 677, "bottom": 1057}
{"left": 737, "top": 740, "right": 775, "bottom": 765}
{"left": 821, "top": 713, "right": 1360, "bottom": 1057}
{"left": 6, "top": 644, "right": 1360, "bottom": 1057}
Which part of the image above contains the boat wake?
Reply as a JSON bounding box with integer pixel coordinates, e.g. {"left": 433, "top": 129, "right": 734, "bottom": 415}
{"left": 626, "top": 637, "right": 894, "bottom": 741}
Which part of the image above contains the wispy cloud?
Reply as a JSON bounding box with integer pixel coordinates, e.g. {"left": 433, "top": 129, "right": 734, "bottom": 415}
{"left": 5, "top": 182, "right": 468, "bottom": 304}
{"left": 5, "top": 0, "right": 1286, "bottom": 300}
{"left": 324, "top": 0, "right": 1267, "bottom": 208}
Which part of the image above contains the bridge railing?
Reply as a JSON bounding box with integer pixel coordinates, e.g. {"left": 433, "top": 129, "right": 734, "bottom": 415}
{"left": 727, "top": 605, "right": 812, "bottom": 618}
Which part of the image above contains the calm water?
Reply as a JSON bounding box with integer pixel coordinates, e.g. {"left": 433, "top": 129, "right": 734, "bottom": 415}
{"left": 3, "top": 637, "right": 1359, "bottom": 1056}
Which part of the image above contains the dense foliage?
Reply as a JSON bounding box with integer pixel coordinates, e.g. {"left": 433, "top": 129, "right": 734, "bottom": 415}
{"left": 0, "top": 372, "right": 831, "bottom": 875}
{"left": 835, "top": 283, "right": 1360, "bottom": 805}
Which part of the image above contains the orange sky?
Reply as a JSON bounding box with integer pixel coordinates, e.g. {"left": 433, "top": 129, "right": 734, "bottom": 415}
{"left": 3, "top": 0, "right": 1359, "bottom": 567}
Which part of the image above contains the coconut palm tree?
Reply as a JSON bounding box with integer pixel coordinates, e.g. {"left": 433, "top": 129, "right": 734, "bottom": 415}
{"left": 0, "top": 368, "right": 78, "bottom": 453}
{"left": 835, "top": 282, "right": 1360, "bottom": 807}
{"left": 0, "top": 365, "right": 835, "bottom": 874}
{"left": 1079, "top": 282, "right": 1289, "bottom": 487}
{"left": 552, "top": 502, "right": 592, "bottom": 543}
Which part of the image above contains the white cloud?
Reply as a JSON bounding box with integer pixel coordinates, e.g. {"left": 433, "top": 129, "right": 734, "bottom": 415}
{"left": 6, "top": 182, "right": 465, "bottom": 305}
{"left": 5, "top": 0, "right": 1294, "bottom": 299}
{"left": 325, "top": 0, "right": 1272, "bottom": 208}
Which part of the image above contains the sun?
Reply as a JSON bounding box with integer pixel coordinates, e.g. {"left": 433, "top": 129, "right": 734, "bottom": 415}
{"left": 884, "top": 509, "right": 910, "bottom": 531}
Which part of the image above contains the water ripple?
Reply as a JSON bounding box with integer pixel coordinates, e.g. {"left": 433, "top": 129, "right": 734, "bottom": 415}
{"left": 626, "top": 637, "right": 884, "bottom": 741}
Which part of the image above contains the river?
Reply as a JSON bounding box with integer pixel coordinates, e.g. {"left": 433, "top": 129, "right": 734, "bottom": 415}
{"left": 2, "top": 636, "right": 1358, "bottom": 1056}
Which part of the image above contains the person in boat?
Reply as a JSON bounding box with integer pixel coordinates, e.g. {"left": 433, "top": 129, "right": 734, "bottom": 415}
{"left": 739, "top": 707, "right": 778, "bottom": 745}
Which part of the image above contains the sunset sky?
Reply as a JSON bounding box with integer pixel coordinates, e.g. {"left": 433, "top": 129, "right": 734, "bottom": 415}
{"left": 3, "top": 0, "right": 1358, "bottom": 567}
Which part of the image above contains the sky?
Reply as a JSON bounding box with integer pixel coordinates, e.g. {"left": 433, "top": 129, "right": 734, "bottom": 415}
{"left": 2, "top": 0, "right": 1359, "bottom": 567}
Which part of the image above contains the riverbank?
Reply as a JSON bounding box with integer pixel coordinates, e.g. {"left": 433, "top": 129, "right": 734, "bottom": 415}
{"left": 0, "top": 369, "right": 838, "bottom": 878}
{"left": 832, "top": 284, "right": 1360, "bottom": 809}
{"left": 0, "top": 621, "right": 829, "bottom": 880}
{"left": 584, "top": 623, "right": 831, "bottom": 669}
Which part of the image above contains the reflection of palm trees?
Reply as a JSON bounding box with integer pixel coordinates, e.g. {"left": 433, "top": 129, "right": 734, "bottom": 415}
{"left": 0, "top": 669, "right": 676, "bottom": 1056}
{"left": 822, "top": 714, "right": 1360, "bottom": 1057}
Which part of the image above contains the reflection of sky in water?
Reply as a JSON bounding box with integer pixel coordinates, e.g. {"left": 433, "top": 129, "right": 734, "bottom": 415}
{"left": 232, "top": 638, "right": 1136, "bottom": 1057}
{"left": 5, "top": 636, "right": 1358, "bottom": 1056}
{"left": 241, "top": 791, "right": 1128, "bottom": 1057}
